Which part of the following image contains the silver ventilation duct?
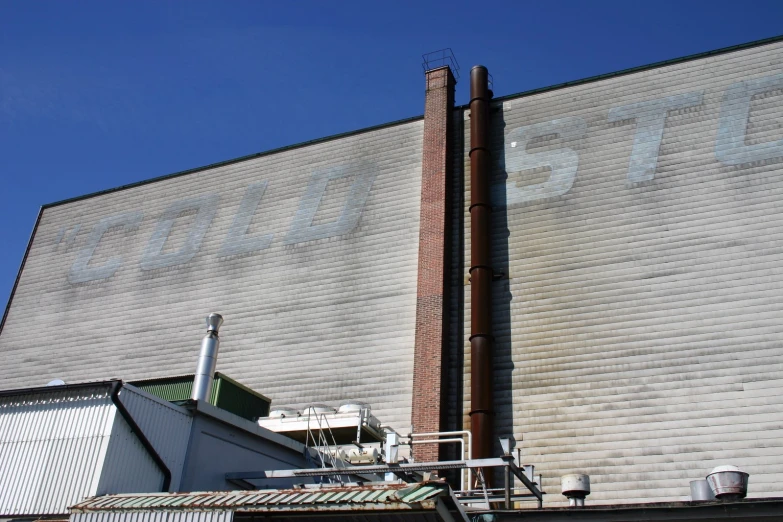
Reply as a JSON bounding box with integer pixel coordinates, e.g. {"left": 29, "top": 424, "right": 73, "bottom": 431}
{"left": 191, "top": 313, "right": 224, "bottom": 402}
{"left": 690, "top": 479, "right": 716, "bottom": 501}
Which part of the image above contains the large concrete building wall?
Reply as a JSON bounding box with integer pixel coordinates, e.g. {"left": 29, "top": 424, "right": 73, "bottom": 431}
{"left": 0, "top": 120, "right": 423, "bottom": 432}
{"left": 462, "top": 40, "right": 783, "bottom": 503}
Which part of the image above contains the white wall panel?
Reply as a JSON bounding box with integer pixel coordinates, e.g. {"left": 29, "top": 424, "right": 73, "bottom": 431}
{"left": 101, "top": 385, "right": 192, "bottom": 492}
{"left": 0, "top": 386, "right": 115, "bottom": 515}
{"left": 1, "top": 120, "right": 424, "bottom": 432}
{"left": 462, "top": 40, "right": 783, "bottom": 504}
{"left": 97, "top": 412, "right": 164, "bottom": 498}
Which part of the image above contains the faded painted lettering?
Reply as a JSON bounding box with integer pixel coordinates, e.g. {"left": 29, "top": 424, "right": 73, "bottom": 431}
{"left": 68, "top": 212, "right": 142, "bottom": 283}
{"left": 220, "top": 182, "right": 273, "bottom": 257}
{"left": 501, "top": 117, "right": 586, "bottom": 206}
{"left": 716, "top": 73, "right": 783, "bottom": 166}
{"left": 284, "top": 161, "right": 379, "bottom": 245}
{"left": 140, "top": 195, "right": 218, "bottom": 270}
{"left": 608, "top": 92, "right": 703, "bottom": 183}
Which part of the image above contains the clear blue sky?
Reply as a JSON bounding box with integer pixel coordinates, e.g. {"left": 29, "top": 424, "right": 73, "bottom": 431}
{"left": 1, "top": 0, "right": 782, "bottom": 310}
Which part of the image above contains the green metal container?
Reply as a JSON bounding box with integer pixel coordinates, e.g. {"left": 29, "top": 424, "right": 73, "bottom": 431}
{"left": 130, "top": 372, "right": 271, "bottom": 421}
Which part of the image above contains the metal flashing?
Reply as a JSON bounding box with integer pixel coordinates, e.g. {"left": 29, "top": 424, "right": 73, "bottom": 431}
{"left": 0, "top": 379, "right": 115, "bottom": 397}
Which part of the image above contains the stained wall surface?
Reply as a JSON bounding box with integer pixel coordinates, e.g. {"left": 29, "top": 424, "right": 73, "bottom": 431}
{"left": 0, "top": 120, "right": 423, "bottom": 432}
{"left": 462, "top": 40, "right": 783, "bottom": 504}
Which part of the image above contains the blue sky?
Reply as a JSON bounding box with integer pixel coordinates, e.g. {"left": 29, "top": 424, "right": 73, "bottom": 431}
{"left": 1, "top": 0, "right": 782, "bottom": 310}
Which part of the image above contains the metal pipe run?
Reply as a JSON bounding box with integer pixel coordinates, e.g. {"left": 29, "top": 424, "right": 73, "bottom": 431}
{"left": 410, "top": 430, "right": 473, "bottom": 459}
{"left": 411, "top": 438, "right": 467, "bottom": 490}
{"left": 191, "top": 313, "right": 223, "bottom": 402}
{"left": 469, "top": 65, "right": 495, "bottom": 474}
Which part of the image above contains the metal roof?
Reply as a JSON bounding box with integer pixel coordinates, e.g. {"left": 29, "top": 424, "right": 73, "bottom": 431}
{"left": 70, "top": 483, "right": 469, "bottom": 521}
{"left": 71, "top": 483, "right": 449, "bottom": 511}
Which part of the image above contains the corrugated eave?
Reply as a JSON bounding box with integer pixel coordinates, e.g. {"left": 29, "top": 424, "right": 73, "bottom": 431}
{"left": 70, "top": 483, "right": 449, "bottom": 512}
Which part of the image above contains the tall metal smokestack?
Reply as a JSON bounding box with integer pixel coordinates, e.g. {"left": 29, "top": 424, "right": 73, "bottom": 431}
{"left": 469, "top": 65, "right": 495, "bottom": 468}
{"left": 191, "top": 313, "right": 224, "bottom": 402}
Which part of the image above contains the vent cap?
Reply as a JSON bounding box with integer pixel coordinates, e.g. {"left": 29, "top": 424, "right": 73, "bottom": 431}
{"left": 303, "top": 404, "right": 334, "bottom": 415}
{"left": 268, "top": 407, "right": 299, "bottom": 419}
{"left": 561, "top": 474, "right": 590, "bottom": 507}
{"left": 338, "top": 400, "right": 370, "bottom": 413}
{"left": 706, "top": 465, "right": 749, "bottom": 500}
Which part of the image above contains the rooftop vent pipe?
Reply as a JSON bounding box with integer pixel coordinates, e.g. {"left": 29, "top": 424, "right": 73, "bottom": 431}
{"left": 690, "top": 479, "right": 716, "bottom": 501}
{"left": 469, "top": 65, "right": 495, "bottom": 470}
{"left": 191, "top": 313, "right": 223, "bottom": 402}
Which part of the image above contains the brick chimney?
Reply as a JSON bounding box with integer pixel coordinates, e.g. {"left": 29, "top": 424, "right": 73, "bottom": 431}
{"left": 411, "top": 64, "right": 456, "bottom": 463}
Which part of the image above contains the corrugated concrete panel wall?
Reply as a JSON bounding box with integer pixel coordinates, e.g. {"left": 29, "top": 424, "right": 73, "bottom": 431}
{"left": 97, "top": 385, "right": 192, "bottom": 493}
{"left": 463, "top": 41, "right": 783, "bottom": 504}
{"left": 0, "top": 120, "right": 424, "bottom": 432}
{"left": 0, "top": 386, "right": 115, "bottom": 515}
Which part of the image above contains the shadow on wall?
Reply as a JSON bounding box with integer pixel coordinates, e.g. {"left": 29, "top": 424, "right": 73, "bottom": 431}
{"left": 444, "top": 108, "right": 466, "bottom": 475}
{"left": 444, "top": 104, "right": 514, "bottom": 487}
{"left": 491, "top": 106, "right": 516, "bottom": 467}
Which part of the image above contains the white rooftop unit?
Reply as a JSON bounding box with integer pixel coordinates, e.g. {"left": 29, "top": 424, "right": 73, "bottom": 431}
{"left": 257, "top": 401, "right": 385, "bottom": 444}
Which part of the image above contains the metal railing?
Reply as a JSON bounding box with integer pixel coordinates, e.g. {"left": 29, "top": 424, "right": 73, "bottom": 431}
{"left": 226, "top": 456, "right": 544, "bottom": 510}
{"left": 422, "top": 48, "right": 460, "bottom": 80}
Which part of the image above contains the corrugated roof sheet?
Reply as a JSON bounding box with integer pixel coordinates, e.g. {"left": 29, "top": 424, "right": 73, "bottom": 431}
{"left": 71, "top": 483, "right": 449, "bottom": 512}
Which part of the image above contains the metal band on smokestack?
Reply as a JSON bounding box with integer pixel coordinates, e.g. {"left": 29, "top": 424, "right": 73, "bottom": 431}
{"left": 191, "top": 313, "right": 224, "bottom": 402}
{"left": 469, "top": 66, "right": 495, "bottom": 469}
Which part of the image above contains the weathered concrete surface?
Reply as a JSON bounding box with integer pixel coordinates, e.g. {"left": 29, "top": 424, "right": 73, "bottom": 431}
{"left": 462, "top": 41, "right": 783, "bottom": 504}
{"left": 0, "top": 120, "right": 423, "bottom": 432}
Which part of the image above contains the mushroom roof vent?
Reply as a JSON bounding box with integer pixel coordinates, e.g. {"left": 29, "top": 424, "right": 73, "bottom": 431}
{"left": 707, "top": 465, "right": 749, "bottom": 499}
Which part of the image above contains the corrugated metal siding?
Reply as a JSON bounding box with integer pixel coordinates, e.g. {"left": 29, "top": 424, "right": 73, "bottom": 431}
{"left": 71, "top": 511, "right": 232, "bottom": 522}
{"left": 95, "top": 417, "right": 164, "bottom": 500}
{"left": 463, "top": 40, "right": 783, "bottom": 504}
{"left": 1, "top": 120, "right": 423, "bottom": 433}
{"left": 212, "top": 375, "right": 270, "bottom": 420}
{"left": 132, "top": 374, "right": 270, "bottom": 421}
{"left": 133, "top": 378, "right": 195, "bottom": 404}
{"left": 97, "top": 385, "right": 192, "bottom": 494}
{"left": 0, "top": 386, "right": 116, "bottom": 515}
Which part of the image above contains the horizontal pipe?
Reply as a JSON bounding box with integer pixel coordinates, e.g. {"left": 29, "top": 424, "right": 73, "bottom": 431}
{"left": 411, "top": 438, "right": 466, "bottom": 490}
{"left": 410, "top": 430, "right": 473, "bottom": 459}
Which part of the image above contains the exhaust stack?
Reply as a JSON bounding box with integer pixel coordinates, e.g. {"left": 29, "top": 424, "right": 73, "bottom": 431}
{"left": 469, "top": 65, "right": 495, "bottom": 466}
{"left": 191, "top": 313, "right": 224, "bottom": 402}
